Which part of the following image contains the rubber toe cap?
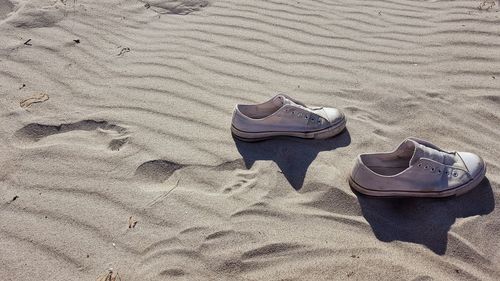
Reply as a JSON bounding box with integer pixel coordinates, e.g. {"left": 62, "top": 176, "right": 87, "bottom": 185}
{"left": 457, "top": 152, "right": 485, "bottom": 178}
{"left": 323, "top": 107, "right": 345, "bottom": 125}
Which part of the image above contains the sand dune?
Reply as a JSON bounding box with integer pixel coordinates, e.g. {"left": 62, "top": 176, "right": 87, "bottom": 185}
{"left": 1, "top": 0, "right": 499, "bottom": 280}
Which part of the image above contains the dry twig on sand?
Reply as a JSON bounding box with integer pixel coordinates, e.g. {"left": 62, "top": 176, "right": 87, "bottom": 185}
{"left": 96, "top": 268, "right": 121, "bottom": 281}
{"left": 19, "top": 93, "right": 49, "bottom": 108}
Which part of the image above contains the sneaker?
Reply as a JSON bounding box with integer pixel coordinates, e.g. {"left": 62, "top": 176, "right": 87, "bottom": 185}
{"left": 349, "top": 138, "right": 486, "bottom": 197}
{"left": 231, "top": 94, "right": 346, "bottom": 141}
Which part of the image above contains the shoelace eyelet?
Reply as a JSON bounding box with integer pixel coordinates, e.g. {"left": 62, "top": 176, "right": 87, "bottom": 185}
{"left": 418, "top": 163, "right": 422, "bottom": 167}
{"left": 431, "top": 167, "right": 435, "bottom": 171}
{"left": 453, "top": 172, "right": 458, "bottom": 177}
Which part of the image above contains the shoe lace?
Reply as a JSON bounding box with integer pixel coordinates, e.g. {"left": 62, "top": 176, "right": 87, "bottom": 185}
{"left": 280, "top": 94, "right": 324, "bottom": 124}
{"left": 410, "top": 140, "right": 459, "bottom": 177}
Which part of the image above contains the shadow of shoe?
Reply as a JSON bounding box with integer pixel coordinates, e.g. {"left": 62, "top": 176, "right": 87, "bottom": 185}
{"left": 233, "top": 129, "right": 351, "bottom": 191}
{"left": 354, "top": 178, "right": 495, "bottom": 255}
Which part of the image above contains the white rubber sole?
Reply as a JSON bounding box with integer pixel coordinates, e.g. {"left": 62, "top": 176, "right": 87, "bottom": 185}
{"left": 349, "top": 164, "right": 487, "bottom": 198}
{"left": 231, "top": 118, "right": 347, "bottom": 142}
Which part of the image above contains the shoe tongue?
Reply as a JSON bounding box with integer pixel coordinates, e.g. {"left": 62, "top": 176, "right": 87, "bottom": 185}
{"left": 407, "top": 139, "right": 454, "bottom": 166}
{"left": 272, "top": 94, "right": 295, "bottom": 107}
{"left": 408, "top": 141, "right": 429, "bottom": 165}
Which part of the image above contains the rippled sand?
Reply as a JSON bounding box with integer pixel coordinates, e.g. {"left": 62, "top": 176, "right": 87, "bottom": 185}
{"left": 1, "top": 0, "right": 499, "bottom": 280}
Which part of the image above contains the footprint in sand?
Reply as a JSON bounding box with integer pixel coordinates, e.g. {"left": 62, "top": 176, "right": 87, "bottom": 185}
{"left": 135, "top": 160, "right": 186, "bottom": 183}
{"left": 135, "top": 159, "right": 247, "bottom": 183}
{"left": 221, "top": 169, "right": 257, "bottom": 194}
{"left": 14, "top": 120, "right": 130, "bottom": 151}
{"left": 4, "top": 0, "right": 67, "bottom": 28}
{"left": 0, "top": 0, "right": 14, "bottom": 21}
{"left": 141, "top": 0, "right": 210, "bottom": 15}
{"left": 135, "top": 158, "right": 262, "bottom": 198}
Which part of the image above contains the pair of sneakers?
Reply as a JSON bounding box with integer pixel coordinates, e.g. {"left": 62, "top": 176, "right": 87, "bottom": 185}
{"left": 231, "top": 94, "right": 486, "bottom": 197}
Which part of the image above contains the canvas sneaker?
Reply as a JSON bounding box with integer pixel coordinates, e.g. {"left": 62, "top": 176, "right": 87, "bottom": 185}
{"left": 231, "top": 94, "right": 346, "bottom": 141}
{"left": 349, "top": 138, "right": 486, "bottom": 197}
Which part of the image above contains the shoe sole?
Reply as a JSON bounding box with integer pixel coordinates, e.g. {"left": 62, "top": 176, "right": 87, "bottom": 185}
{"left": 348, "top": 163, "right": 486, "bottom": 198}
{"left": 231, "top": 117, "right": 347, "bottom": 142}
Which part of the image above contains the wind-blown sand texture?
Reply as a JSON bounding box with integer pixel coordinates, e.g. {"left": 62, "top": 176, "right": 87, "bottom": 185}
{"left": 1, "top": 0, "right": 499, "bottom": 280}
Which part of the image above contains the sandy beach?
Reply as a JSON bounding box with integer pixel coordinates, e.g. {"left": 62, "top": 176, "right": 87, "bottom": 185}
{"left": 1, "top": 0, "right": 499, "bottom": 280}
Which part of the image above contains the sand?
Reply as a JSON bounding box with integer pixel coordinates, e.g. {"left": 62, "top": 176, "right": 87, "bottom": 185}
{"left": 0, "top": 0, "right": 499, "bottom": 280}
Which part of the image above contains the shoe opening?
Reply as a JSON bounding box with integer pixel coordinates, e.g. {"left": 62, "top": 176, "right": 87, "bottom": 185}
{"left": 360, "top": 141, "right": 416, "bottom": 176}
{"left": 237, "top": 97, "right": 284, "bottom": 119}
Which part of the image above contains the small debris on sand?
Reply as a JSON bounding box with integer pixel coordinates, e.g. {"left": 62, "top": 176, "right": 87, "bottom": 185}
{"left": 117, "top": 47, "right": 130, "bottom": 56}
{"left": 73, "top": 39, "right": 80, "bottom": 44}
{"left": 128, "top": 216, "right": 138, "bottom": 228}
{"left": 20, "top": 93, "right": 49, "bottom": 108}
{"left": 478, "top": 0, "right": 496, "bottom": 10}
{"left": 24, "top": 39, "right": 32, "bottom": 46}
{"left": 96, "top": 268, "right": 121, "bottom": 281}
